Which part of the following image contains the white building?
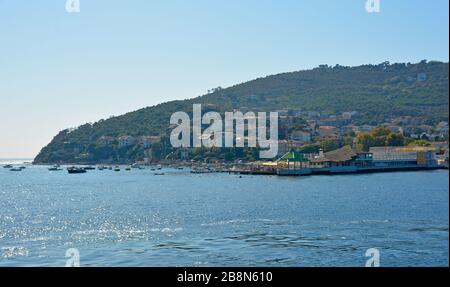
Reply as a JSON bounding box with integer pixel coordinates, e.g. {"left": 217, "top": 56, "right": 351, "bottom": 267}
{"left": 118, "top": 136, "right": 136, "bottom": 148}
{"left": 140, "top": 136, "right": 160, "bottom": 148}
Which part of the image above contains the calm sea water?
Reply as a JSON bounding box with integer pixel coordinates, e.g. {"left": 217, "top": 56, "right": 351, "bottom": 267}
{"left": 0, "top": 164, "right": 448, "bottom": 267}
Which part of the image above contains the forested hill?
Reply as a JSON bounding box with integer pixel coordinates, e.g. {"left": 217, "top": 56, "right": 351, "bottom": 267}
{"left": 34, "top": 61, "right": 449, "bottom": 164}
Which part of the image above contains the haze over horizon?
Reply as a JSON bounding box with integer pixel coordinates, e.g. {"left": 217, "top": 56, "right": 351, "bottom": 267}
{"left": 0, "top": 0, "right": 449, "bottom": 158}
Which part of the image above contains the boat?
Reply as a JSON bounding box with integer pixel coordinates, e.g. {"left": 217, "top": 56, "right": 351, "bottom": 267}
{"left": 157, "top": 165, "right": 162, "bottom": 170}
{"left": 10, "top": 168, "right": 22, "bottom": 172}
{"left": 114, "top": 166, "right": 120, "bottom": 172}
{"left": 83, "top": 166, "right": 96, "bottom": 170}
{"left": 190, "top": 168, "right": 216, "bottom": 174}
{"left": 19, "top": 166, "right": 26, "bottom": 169}
{"left": 3, "top": 164, "right": 13, "bottom": 169}
{"left": 67, "top": 167, "right": 87, "bottom": 174}
{"left": 125, "top": 167, "right": 131, "bottom": 171}
{"left": 154, "top": 172, "right": 165, "bottom": 176}
{"left": 48, "top": 165, "right": 63, "bottom": 171}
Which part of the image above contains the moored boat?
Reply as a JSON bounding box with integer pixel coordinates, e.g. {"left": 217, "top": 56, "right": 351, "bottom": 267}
{"left": 48, "top": 165, "right": 63, "bottom": 171}
{"left": 67, "top": 167, "right": 87, "bottom": 174}
{"left": 83, "top": 166, "right": 96, "bottom": 170}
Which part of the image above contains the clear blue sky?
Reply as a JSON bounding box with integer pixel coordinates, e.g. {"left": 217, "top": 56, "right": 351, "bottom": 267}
{"left": 0, "top": 0, "right": 448, "bottom": 158}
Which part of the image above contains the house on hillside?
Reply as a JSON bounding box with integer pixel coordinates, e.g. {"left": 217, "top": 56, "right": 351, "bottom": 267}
{"left": 118, "top": 136, "right": 136, "bottom": 148}
{"left": 139, "top": 136, "right": 161, "bottom": 148}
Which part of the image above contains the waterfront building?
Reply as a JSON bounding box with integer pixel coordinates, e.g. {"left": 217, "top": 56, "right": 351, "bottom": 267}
{"left": 275, "top": 145, "right": 444, "bottom": 177}
{"left": 276, "top": 151, "right": 310, "bottom": 175}
{"left": 310, "top": 146, "right": 358, "bottom": 169}
{"left": 369, "top": 146, "right": 438, "bottom": 161}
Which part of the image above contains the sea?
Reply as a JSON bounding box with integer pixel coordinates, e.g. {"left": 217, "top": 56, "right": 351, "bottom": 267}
{"left": 0, "top": 160, "right": 448, "bottom": 267}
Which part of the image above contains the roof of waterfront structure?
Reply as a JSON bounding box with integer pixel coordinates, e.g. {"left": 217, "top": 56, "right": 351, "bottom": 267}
{"left": 311, "top": 146, "right": 357, "bottom": 163}
{"left": 277, "top": 151, "right": 309, "bottom": 162}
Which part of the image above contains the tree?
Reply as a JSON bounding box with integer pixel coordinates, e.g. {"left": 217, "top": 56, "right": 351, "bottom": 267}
{"left": 356, "top": 132, "right": 376, "bottom": 152}
{"left": 372, "top": 127, "right": 392, "bottom": 146}
{"left": 320, "top": 140, "right": 341, "bottom": 152}
{"left": 385, "top": 132, "right": 405, "bottom": 146}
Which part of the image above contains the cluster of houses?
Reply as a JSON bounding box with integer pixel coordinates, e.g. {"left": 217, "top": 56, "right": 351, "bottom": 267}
{"left": 275, "top": 109, "right": 449, "bottom": 157}
{"left": 94, "top": 108, "right": 449, "bottom": 163}
{"left": 97, "top": 135, "right": 161, "bottom": 149}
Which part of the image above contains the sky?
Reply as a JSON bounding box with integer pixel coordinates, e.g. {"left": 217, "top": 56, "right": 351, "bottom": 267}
{"left": 0, "top": 0, "right": 449, "bottom": 158}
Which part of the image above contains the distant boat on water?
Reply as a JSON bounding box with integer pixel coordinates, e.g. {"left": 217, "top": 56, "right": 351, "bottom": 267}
{"left": 10, "top": 167, "right": 22, "bottom": 172}
{"left": 3, "top": 164, "right": 13, "bottom": 169}
{"left": 48, "top": 165, "right": 63, "bottom": 171}
{"left": 83, "top": 166, "right": 96, "bottom": 170}
{"left": 67, "top": 167, "right": 87, "bottom": 174}
{"left": 131, "top": 163, "right": 142, "bottom": 169}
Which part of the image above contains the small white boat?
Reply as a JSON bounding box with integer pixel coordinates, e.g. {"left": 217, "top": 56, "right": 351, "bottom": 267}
{"left": 49, "top": 165, "right": 63, "bottom": 171}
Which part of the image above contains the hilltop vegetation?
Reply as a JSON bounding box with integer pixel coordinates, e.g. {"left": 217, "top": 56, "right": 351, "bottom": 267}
{"left": 34, "top": 61, "right": 449, "bottom": 164}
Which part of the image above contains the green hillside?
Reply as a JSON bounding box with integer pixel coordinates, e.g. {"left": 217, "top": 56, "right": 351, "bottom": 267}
{"left": 34, "top": 61, "right": 449, "bottom": 164}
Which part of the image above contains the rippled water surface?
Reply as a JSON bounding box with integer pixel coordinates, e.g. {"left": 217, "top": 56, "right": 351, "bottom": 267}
{"left": 0, "top": 165, "right": 448, "bottom": 266}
